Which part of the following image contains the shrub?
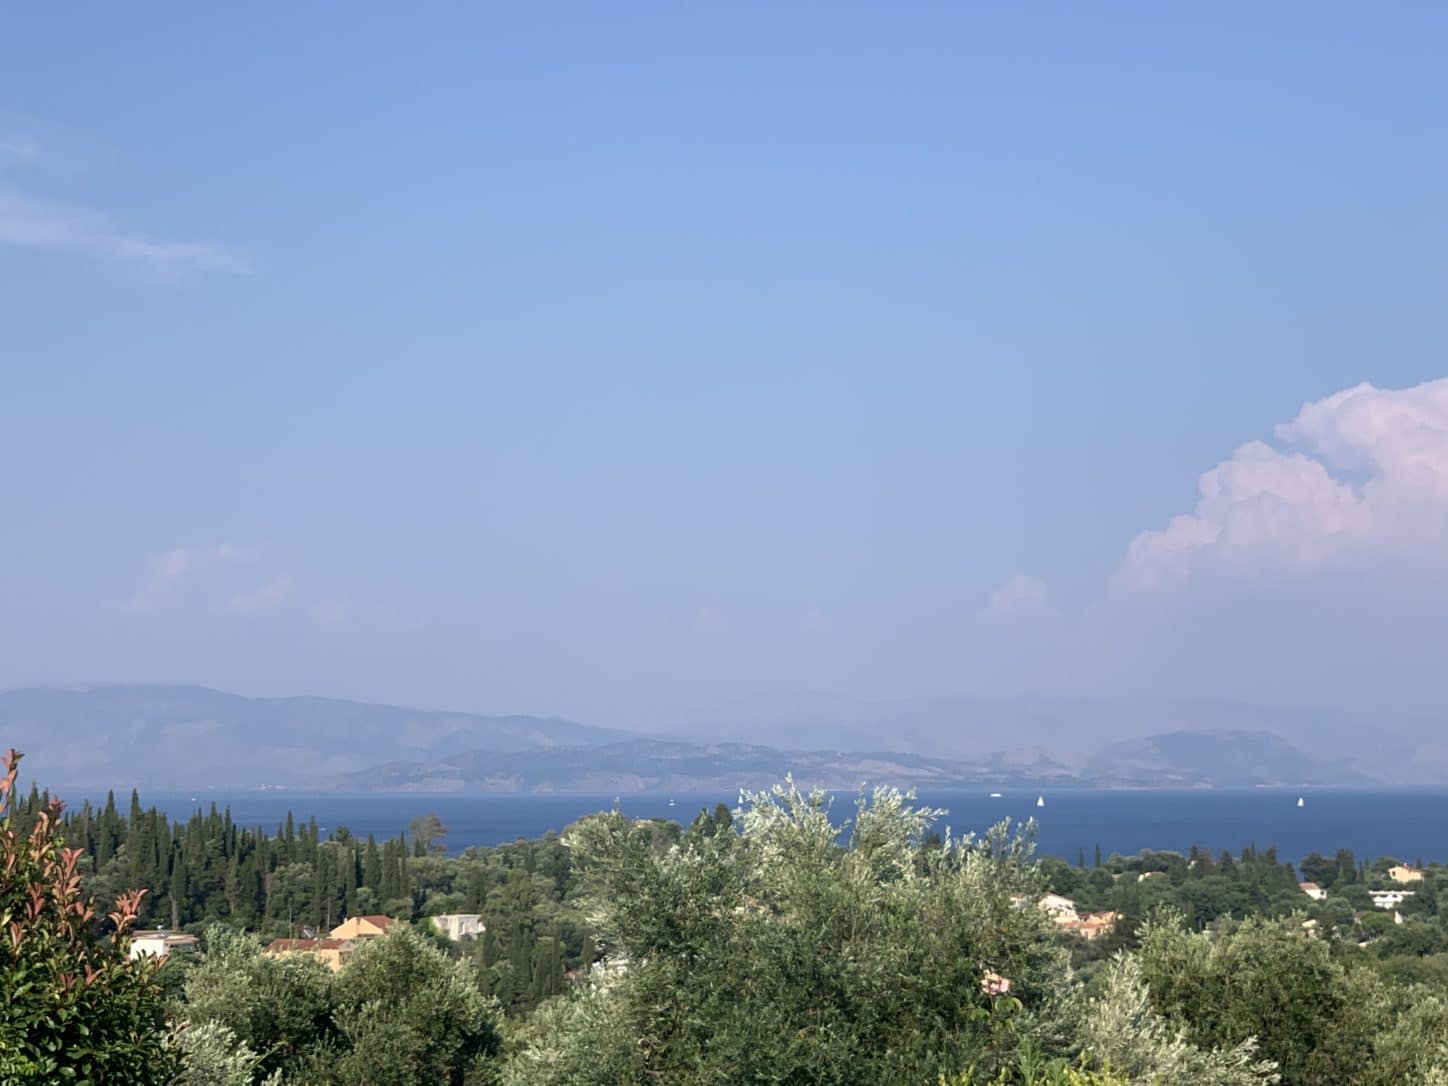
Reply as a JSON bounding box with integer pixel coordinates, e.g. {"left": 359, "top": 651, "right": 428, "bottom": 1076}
{"left": 0, "top": 749, "right": 176, "bottom": 1083}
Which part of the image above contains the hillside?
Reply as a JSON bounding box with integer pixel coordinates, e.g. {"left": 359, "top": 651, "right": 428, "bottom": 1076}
{"left": 0, "top": 685, "right": 630, "bottom": 790}
{"left": 0, "top": 685, "right": 1379, "bottom": 793}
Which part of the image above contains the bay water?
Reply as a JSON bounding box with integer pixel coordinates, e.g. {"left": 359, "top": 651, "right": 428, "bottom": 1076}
{"left": 108, "top": 787, "right": 1448, "bottom": 866}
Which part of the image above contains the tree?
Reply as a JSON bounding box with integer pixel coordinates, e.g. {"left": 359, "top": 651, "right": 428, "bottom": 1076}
{"left": 1136, "top": 912, "right": 1384, "bottom": 1086}
{"left": 0, "top": 750, "right": 176, "bottom": 1084}
{"left": 520, "top": 779, "right": 1070, "bottom": 1084}
{"left": 409, "top": 813, "right": 449, "bottom": 858}
{"left": 1074, "top": 954, "right": 1275, "bottom": 1086}
{"left": 324, "top": 927, "right": 501, "bottom": 1085}
{"left": 183, "top": 926, "right": 333, "bottom": 1082}
{"left": 167, "top": 1021, "right": 267, "bottom": 1086}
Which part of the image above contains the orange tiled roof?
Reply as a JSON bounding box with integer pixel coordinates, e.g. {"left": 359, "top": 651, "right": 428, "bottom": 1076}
{"left": 265, "top": 938, "right": 347, "bottom": 952}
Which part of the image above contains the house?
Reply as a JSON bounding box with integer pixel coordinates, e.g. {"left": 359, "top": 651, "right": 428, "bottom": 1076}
{"left": 1037, "top": 894, "right": 1077, "bottom": 916}
{"left": 260, "top": 914, "right": 404, "bottom": 973}
{"left": 330, "top": 914, "right": 403, "bottom": 940}
{"left": 1299, "top": 881, "right": 1327, "bottom": 901}
{"left": 128, "top": 930, "right": 199, "bottom": 961}
{"left": 1389, "top": 864, "right": 1425, "bottom": 884}
{"left": 1369, "top": 889, "right": 1415, "bottom": 910}
{"left": 263, "top": 937, "right": 351, "bottom": 972}
{"left": 1072, "top": 911, "right": 1120, "bottom": 941}
{"left": 430, "top": 913, "right": 485, "bottom": 941}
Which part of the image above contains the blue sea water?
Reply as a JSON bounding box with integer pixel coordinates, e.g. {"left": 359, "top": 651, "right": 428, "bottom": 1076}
{"left": 105, "top": 788, "right": 1448, "bottom": 866}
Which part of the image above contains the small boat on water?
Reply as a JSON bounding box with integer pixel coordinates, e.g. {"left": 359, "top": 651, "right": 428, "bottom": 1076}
{"left": 1036, "top": 795, "right": 1046, "bottom": 808}
{"left": 1297, "top": 796, "right": 1305, "bottom": 808}
{"left": 989, "top": 792, "right": 1003, "bottom": 799}
{"left": 667, "top": 797, "right": 676, "bottom": 808}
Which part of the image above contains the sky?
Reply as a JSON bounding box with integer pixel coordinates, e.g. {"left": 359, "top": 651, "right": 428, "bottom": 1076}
{"left": 2, "top": 6, "right": 1447, "bottom": 730}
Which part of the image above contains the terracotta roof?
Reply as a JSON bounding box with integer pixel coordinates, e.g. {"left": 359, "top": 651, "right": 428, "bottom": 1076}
{"left": 265, "top": 938, "right": 347, "bottom": 952}
{"left": 358, "top": 915, "right": 400, "bottom": 928}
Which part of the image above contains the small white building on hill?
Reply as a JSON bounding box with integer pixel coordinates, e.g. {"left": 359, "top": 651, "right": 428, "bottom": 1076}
{"left": 129, "top": 930, "right": 199, "bottom": 960}
{"left": 431, "top": 913, "right": 485, "bottom": 941}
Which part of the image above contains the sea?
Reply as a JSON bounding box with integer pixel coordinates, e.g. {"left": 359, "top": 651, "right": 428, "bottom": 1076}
{"left": 104, "top": 787, "right": 1448, "bottom": 866}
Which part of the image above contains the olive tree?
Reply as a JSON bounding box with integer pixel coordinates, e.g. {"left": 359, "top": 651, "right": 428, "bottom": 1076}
{"left": 511, "top": 779, "right": 1067, "bottom": 1085}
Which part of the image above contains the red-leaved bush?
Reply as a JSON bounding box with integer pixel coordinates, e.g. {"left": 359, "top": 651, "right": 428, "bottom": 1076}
{"left": 0, "top": 749, "right": 175, "bottom": 1083}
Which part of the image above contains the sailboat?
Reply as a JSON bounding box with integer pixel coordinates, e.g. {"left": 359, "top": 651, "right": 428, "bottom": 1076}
{"left": 1296, "top": 796, "right": 1305, "bottom": 808}
{"left": 1036, "top": 795, "right": 1046, "bottom": 808}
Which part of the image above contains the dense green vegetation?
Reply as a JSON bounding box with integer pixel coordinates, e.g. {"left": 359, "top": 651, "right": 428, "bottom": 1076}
{"left": 11, "top": 755, "right": 1448, "bottom": 1083}
{"left": 9, "top": 778, "right": 611, "bottom": 1015}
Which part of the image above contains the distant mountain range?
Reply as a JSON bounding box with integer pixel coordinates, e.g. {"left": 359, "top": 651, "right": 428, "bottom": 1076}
{"left": 0, "top": 685, "right": 626, "bottom": 790}
{"left": 330, "top": 730, "right": 1368, "bottom": 794}
{"left": 0, "top": 684, "right": 1387, "bottom": 794}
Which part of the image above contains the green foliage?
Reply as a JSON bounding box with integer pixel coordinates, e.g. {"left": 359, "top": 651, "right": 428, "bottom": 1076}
{"left": 183, "top": 926, "right": 334, "bottom": 1081}
{"left": 939, "top": 1053, "right": 1131, "bottom": 1085}
{"left": 518, "top": 778, "right": 1065, "bottom": 1084}
{"left": 1135, "top": 912, "right": 1383, "bottom": 1086}
{"left": 25, "top": 761, "right": 1448, "bottom": 1085}
{"left": 324, "top": 927, "right": 501, "bottom": 1085}
{"left": 168, "top": 1020, "right": 274, "bottom": 1086}
{"left": 1074, "top": 953, "right": 1277, "bottom": 1085}
{"left": 0, "top": 749, "right": 176, "bottom": 1084}
{"left": 181, "top": 925, "right": 500, "bottom": 1085}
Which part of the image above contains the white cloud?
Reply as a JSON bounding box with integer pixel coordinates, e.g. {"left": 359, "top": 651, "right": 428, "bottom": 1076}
{"left": 0, "top": 142, "right": 246, "bottom": 281}
{"left": 228, "top": 578, "right": 294, "bottom": 615}
{"left": 981, "top": 574, "right": 1058, "bottom": 623}
{"left": 1114, "top": 377, "right": 1448, "bottom": 593}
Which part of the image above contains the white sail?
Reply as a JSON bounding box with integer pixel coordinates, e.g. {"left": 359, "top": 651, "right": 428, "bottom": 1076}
{"left": 1036, "top": 795, "right": 1045, "bottom": 808}
{"left": 1297, "top": 796, "right": 1305, "bottom": 808}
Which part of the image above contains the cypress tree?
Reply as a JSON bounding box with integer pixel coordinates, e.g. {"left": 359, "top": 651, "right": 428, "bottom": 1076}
{"left": 364, "top": 836, "right": 381, "bottom": 892}
{"left": 169, "top": 850, "right": 185, "bottom": 928}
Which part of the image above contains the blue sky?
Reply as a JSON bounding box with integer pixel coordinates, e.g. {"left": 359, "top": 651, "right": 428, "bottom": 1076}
{"left": 3, "top": 6, "right": 1447, "bottom": 728}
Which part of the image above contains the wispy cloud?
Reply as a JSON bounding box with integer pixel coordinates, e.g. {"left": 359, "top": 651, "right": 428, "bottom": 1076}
{"left": 0, "top": 140, "right": 247, "bottom": 281}
{"left": 129, "top": 543, "right": 260, "bottom": 613}
{"left": 980, "top": 574, "right": 1058, "bottom": 623}
{"left": 228, "top": 577, "right": 294, "bottom": 615}
{"left": 1113, "top": 377, "right": 1448, "bottom": 594}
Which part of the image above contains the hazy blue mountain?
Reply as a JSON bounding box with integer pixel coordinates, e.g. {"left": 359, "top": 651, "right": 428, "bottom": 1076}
{"left": 0, "top": 685, "right": 631, "bottom": 790}
{"left": 0, "top": 684, "right": 1393, "bottom": 793}
{"left": 683, "top": 690, "right": 1432, "bottom": 779}
{"left": 1083, "top": 729, "right": 1374, "bottom": 788}
{"left": 333, "top": 729, "right": 1364, "bottom": 794}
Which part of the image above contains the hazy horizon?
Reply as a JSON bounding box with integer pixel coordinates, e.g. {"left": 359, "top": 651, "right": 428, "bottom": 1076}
{"left": 5, "top": 8, "right": 1447, "bottom": 740}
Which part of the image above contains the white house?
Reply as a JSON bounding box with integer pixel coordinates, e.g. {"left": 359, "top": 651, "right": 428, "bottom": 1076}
{"left": 1369, "top": 889, "right": 1415, "bottom": 910}
{"left": 1389, "top": 864, "right": 1425, "bottom": 884}
{"left": 128, "top": 930, "right": 199, "bottom": 960}
{"left": 1037, "top": 893, "right": 1077, "bottom": 916}
{"left": 430, "top": 913, "right": 485, "bottom": 941}
{"left": 1299, "top": 881, "right": 1327, "bottom": 901}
